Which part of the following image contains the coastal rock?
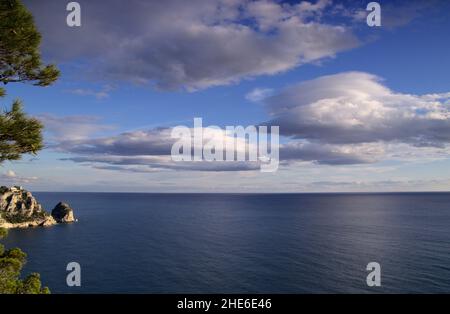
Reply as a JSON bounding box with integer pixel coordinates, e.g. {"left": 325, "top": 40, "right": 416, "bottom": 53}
{"left": 0, "top": 186, "right": 53, "bottom": 229}
{"left": 40, "top": 215, "right": 58, "bottom": 227}
{"left": 0, "top": 186, "right": 75, "bottom": 229}
{"left": 0, "top": 186, "right": 44, "bottom": 218}
{"left": 51, "top": 202, "right": 75, "bottom": 223}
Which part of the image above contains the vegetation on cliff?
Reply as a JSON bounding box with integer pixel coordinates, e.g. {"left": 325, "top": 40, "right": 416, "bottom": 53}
{"left": 0, "top": 228, "right": 50, "bottom": 293}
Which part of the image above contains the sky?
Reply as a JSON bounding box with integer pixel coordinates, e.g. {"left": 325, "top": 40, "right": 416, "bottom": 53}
{"left": 2, "top": 0, "right": 450, "bottom": 192}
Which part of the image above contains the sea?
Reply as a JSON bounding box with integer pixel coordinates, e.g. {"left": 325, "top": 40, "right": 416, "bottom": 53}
{"left": 2, "top": 192, "right": 450, "bottom": 293}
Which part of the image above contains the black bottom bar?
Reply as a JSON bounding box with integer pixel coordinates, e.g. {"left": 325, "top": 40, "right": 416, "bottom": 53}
{"left": 0, "top": 294, "right": 448, "bottom": 312}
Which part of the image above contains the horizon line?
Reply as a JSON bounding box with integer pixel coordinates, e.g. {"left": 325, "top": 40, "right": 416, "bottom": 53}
{"left": 32, "top": 190, "right": 450, "bottom": 194}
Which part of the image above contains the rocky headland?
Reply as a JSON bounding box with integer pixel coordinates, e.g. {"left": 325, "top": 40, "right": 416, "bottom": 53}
{"left": 0, "top": 186, "right": 76, "bottom": 229}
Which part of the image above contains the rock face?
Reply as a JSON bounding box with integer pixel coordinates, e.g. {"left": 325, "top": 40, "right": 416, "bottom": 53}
{"left": 51, "top": 202, "right": 75, "bottom": 223}
{"left": 0, "top": 186, "right": 44, "bottom": 217}
{"left": 0, "top": 186, "right": 75, "bottom": 229}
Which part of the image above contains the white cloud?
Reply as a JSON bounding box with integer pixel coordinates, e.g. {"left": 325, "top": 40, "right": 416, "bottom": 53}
{"left": 66, "top": 85, "right": 113, "bottom": 100}
{"left": 1, "top": 171, "right": 38, "bottom": 184}
{"left": 38, "top": 114, "right": 114, "bottom": 141}
{"left": 266, "top": 72, "right": 450, "bottom": 147}
{"left": 49, "top": 72, "right": 450, "bottom": 171}
{"left": 56, "top": 127, "right": 264, "bottom": 172}
{"left": 54, "top": 122, "right": 385, "bottom": 173}
{"left": 26, "top": 0, "right": 359, "bottom": 91}
{"left": 245, "top": 88, "right": 274, "bottom": 102}
{"left": 5, "top": 170, "right": 16, "bottom": 178}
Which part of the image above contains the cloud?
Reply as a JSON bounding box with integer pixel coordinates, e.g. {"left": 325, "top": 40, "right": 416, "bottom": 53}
{"left": 245, "top": 88, "right": 274, "bottom": 102}
{"left": 0, "top": 170, "right": 38, "bottom": 184}
{"left": 5, "top": 170, "right": 16, "bottom": 178}
{"left": 280, "top": 142, "right": 383, "bottom": 165}
{"left": 43, "top": 71, "right": 450, "bottom": 172}
{"left": 63, "top": 155, "right": 261, "bottom": 172}
{"left": 55, "top": 127, "right": 265, "bottom": 172}
{"left": 25, "top": 0, "right": 359, "bottom": 91}
{"left": 38, "top": 114, "right": 114, "bottom": 141}
{"left": 53, "top": 123, "right": 382, "bottom": 172}
{"left": 56, "top": 128, "right": 176, "bottom": 156}
{"left": 265, "top": 71, "right": 450, "bottom": 147}
{"left": 66, "top": 85, "right": 113, "bottom": 100}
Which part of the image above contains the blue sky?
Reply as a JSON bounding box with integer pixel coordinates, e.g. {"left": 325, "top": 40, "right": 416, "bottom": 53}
{"left": 2, "top": 0, "right": 450, "bottom": 192}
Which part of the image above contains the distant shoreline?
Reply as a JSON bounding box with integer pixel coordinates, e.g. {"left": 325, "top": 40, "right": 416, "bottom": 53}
{"left": 32, "top": 191, "right": 450, "bottom": 195}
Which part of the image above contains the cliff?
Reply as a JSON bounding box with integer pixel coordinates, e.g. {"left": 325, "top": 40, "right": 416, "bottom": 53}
{"left": 51, "top": 202, "right": 75, "bottom": 223}
{"left": 0, "top": 186, "right": 76, "bottom": 229}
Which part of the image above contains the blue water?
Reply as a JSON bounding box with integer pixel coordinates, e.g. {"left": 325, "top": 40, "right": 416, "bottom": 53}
{"left": 2, "top": 193, "right": 450, "bottom": 293}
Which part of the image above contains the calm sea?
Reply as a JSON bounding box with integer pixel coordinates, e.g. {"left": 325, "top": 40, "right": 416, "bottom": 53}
{"left": 2, "top": 193, "right": 450, "bottom": 293}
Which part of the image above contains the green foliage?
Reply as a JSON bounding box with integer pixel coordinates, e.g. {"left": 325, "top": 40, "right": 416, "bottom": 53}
{"left": 18, "top": 273, "right": 50, "bottom": 294}
{"left": 0, "top": 0, "right": 59, "bottom": 164}
{"left": 0, "top": 228, "right": 50, "bottom": 293}
{"left": 0, "top": 0, "right": 59, "bottom": 90}
{"left": 0, "top": 0, "right": 58, "bottom": 293}
{"left": 0, "top": 100, "right": 43, "bottom": 162}
{"left": 0, "top": 186, "right": 9, "bottom": 194}
{"left": 0, "top": 227, "right": 7, "bottom": 239}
